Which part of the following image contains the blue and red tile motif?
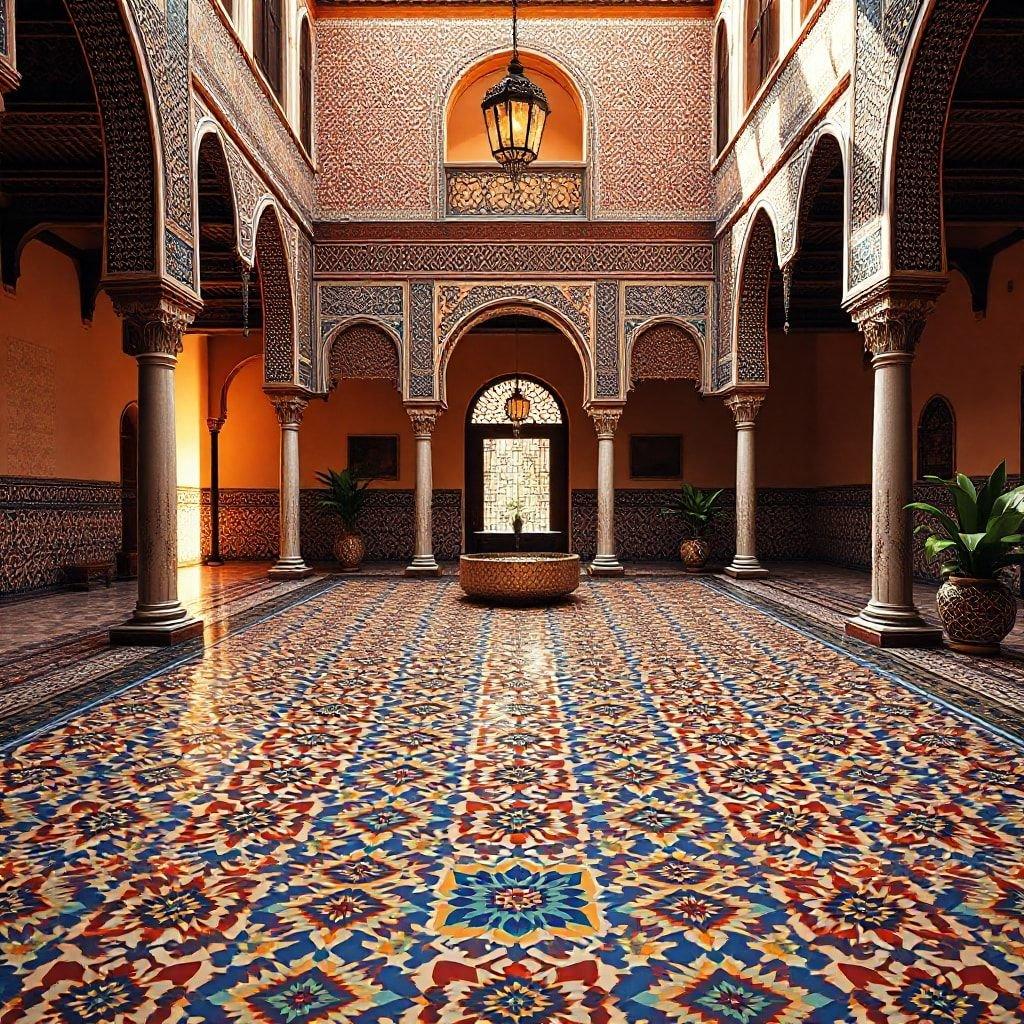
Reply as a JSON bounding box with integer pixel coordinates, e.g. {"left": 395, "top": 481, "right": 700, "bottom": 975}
{"left": 1, "top": 577, "right": 1023, "bottom": 1022}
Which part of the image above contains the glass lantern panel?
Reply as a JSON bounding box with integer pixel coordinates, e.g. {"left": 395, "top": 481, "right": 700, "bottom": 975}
{"left": 527, "top": 106, "right": 547, "bottom": 157}
{"left": 482, "top": 437, "right": 551, "bottom": 533}
{"left": 471, "top": 378, "right": 563, "bottom": 425}
{"left": 510, "top": 99, "right": 533, "bottom": 148}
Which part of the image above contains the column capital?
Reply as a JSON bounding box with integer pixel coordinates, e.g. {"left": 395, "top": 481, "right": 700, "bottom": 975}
{"left": 588, "top": 406, "right": 623, "bottom": 438}
{"left": 407, "top": 405, "right": 443, "bottom": 438}
{"left": 845, "top": 278, "right": 947, "bottom": 359}
{"left": 107, "top": 280, "right": 202, "bottom": 359}
{"left": 723, "top": 390, "right": 766, "bottom": 427}
{"left": 206, "top": 417, "right": 225, "bottom": 433}
{"left": 268, "top": 391, "right": 309, "bottom": 427}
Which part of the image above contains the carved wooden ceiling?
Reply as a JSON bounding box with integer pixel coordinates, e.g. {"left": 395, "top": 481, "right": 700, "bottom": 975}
{"left": 192, "top": 136, "right": 262, "bottom": 333}
{"left": 0, "top": 0, "right": 103, "bottom": 320}
{"left": 944, "top": 0, "right": 1024, "bottom": 314}
{"left": 769, "top": 159, "right": 849, "bottom": 334}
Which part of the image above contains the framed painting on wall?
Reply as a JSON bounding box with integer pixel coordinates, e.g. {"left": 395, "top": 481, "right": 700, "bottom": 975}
{"left": 630, "top": 435, "right": 682, "bottom": 480}
{"left": 348, "top": 435, "right": 399, "bottom": 480}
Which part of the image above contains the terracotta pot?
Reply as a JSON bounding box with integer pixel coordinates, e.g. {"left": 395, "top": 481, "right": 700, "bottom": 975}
{"left": 936, "top": 575, "right": 1017, "bottom": 655}
{"left": 679, "top": 537, "right": 711, "bottom": 573}
{"left": 333, "top": 531, "right": 366, "bottom": 572}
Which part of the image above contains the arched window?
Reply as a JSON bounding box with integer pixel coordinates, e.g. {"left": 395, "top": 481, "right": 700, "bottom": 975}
{"left": 299, "top": 17, "right": 313, "bottom": 153}
{"left": 471, "top": 377, "right": 563, "bottom": 426}
{"left": 254, "top": 0, "right": 284, "bottom": 102}
{"left": 746, "top": 0, "right": 779, "bottom": 104}
{"left": 918, "top": 396, "right": 956, "bottom": 480}
{"left": 715, "top": 23, "right": 730, "bottom": 155}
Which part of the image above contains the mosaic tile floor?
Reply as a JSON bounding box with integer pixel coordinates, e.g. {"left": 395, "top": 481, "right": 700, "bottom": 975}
{"left": 2, "top": 575, "right": 1023, "bottom": 1023}
{"left": 718, "top": 563, "right": 1024, "bottom": 738}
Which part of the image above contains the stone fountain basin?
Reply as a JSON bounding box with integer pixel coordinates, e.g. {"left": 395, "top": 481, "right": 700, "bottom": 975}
{"left": 459, "top": 552, "right": 581, "bottom": 604}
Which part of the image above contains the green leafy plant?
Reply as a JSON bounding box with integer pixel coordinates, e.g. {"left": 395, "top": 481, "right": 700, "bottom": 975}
{"left": 316, "top": 467, "right": 374, "bottom": 533}
{"left": 908, "top": 462, "right": 1024, "bottom": 579}
{"left": 660, "top": 484, "right": 724, "bottom": 539}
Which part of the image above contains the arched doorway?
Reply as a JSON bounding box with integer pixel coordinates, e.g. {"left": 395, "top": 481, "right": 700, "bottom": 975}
{"left": 117, "top": 402, "right": 139, "bottom": 578}
{"left": 465, "top": 375, "right": 569, "bottom": 553}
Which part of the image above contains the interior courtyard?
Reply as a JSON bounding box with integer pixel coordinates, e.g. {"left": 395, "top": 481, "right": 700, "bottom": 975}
{"left": 1, "top": 0, "right": 1023, "bottom": 1020}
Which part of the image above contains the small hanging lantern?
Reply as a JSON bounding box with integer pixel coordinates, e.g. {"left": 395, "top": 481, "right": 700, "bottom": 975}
{"left": 505, "top": 381, "right": 531, "bottom": 431}
{"left": 481, "top": 0, "right": 550, "bottom": 180}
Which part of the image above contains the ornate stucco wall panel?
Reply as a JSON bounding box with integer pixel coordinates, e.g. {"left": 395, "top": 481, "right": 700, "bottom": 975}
{"left": 316, "top": 15, "right": 713, "bottom": 221}
{"left": 316, "top": 282, "right": 407, "bottom": 394}
{"left": 190, "top": 0, "right": 314, "bottom": 225}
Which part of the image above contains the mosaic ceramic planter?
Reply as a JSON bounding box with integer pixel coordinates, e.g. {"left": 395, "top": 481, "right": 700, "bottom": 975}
{"left": 459, "top": 552, "right": 581, "bottom": 604}
{"left": 937, "top": 575, "right": 1017, "bottom": 654}
{"left": 333, "top": 532, "right": 366, "bottom": 572}
{"left": 679, "top": 537, "right": 711, "bottom": 572}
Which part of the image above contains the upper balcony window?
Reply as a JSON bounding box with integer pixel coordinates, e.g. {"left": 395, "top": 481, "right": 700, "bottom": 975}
{"left": 254, "top": 0, "right": 285, "bottom": 104}
{"left": 445, "top": 52, "right": 587, "bottom": 219}
{"left": 745, "top": 0, "right": 779, "bottom": 105}
{"left": 715, "top": 22, "right": 730, "bottom": 155}
{"left": 299, "top": 17, "right": 313, "bottom": 154}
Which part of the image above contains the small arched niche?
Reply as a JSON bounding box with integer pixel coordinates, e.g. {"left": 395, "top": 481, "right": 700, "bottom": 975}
{"left": 444, "top": 51, "right": 588, "bottom": 218}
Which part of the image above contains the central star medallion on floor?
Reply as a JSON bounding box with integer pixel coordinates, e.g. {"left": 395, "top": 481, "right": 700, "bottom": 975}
{"left": 433, "top": 859, "right": 602, "bottom": 944}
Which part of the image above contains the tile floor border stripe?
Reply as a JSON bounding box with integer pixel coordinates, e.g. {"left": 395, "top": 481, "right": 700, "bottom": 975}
{"left": 704, "top": 576, "right": 1024, "bottom": 749}
{"left": 0, "top": 576, "right": 343, "bottom": 753}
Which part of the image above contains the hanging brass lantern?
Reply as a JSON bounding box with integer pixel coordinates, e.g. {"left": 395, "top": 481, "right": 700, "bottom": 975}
{"left": 481, "top": 0, "right": 550, "bottom": 179}
{"left": 505, "top": 380, "right": 531, "bottom": 427}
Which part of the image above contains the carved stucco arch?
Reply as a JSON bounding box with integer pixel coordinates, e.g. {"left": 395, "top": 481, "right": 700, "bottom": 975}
{"left": 732, "top": 204, "right": 783, "bottom": 386}
{"left": 787, "top": 124, "right": 849, "bottom": 268}
{"left": 434, "top": 42, "right": 600, "bottom": 216}
{"left": 193, "top": 120, "right": 244, "bottom": 287}
{"left": 254, "top": 200, "right": 297, "bottom": 385}
{"left": 320, "top": 319, "right": 404, "bottom": 393}
{"left": 62, "top": 0, "right": 165, "bottom": 280}
{"left": 884, "top": 0, "right": 988, "bottom": 277}
{"left": 626, "top": 318, "right": 708, "bottom": 394}
{"left": 438, "top": 298, "right": 595, "bottom": 408}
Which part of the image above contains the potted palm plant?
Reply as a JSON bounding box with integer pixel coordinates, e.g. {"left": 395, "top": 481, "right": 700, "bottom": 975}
{"left": 661, "top": 484, "right": 724, "bottom": 572}
{"left": 316, "top": 466, "right": 375, "bottom": 572}
{"left": 908, "top": 462, "right": 1024, "bottom": 654}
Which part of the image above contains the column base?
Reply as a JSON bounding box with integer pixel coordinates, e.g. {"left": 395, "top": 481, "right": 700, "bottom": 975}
{"left": 405, "top": 558, "right": 443, "bottom": 578}
{"left": 204, "top": 556, "right": 225, "bottom": 567}
{"left": 589, "top": 558, "right": 625, "bottom": 578}
{"left": 110, "top": 612, "right": 204, "bottom": 647}
{"left": 268, "top": 559, "right": 314, "bottom": 580}
{"left": 723, "top": 558, "right": 769, "bottom": 579}
{"left": 845, "top": 604, "right": 942, "bottom": 648}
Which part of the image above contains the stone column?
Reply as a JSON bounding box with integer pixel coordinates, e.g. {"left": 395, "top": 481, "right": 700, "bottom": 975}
{"left": 109, "top": 287, "right": 203, "bottom": 646}
{"left": 205, "top": 418, "right": 224, "bottom": 566}
{"left": 845, "top": 285, "right": 943, "bottom": 647}
{"left": 589, "top": 407, "right": 625, "bottom": 577}
{"left": 406, "top": 407, "right": 443, "bottom": 577}
{"left": 724, "top": 391, "right": 769, "bottom": 579}
{"left": 268, "top": 391, "right": 313, "bottom": 579}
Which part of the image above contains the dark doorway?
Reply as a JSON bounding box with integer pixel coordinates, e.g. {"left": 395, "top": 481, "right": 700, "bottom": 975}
{"left": 117, "top": 402, "right": 138, "bottom": 578}
{"left": 465, "top": 375, "right": 569, "bottom": 553}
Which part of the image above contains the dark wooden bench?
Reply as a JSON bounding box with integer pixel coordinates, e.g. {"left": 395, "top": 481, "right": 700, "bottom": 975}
{"left": 66, "top": 559, "right": 115, "bottom": 591}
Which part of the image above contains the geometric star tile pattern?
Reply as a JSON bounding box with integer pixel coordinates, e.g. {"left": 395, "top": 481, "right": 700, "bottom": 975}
{"left": 1, "top": 577, "right": 1022, "bottom": 1022}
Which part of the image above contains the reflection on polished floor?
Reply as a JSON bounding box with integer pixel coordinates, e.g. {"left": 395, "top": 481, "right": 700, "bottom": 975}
{"left": 1, "top": 570, "right": 1022, "bottom": 1021}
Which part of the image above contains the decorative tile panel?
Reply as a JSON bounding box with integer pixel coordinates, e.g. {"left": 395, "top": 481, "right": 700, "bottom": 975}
{"left": 314, "top": 241, "right": 714, "bottom": 279}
